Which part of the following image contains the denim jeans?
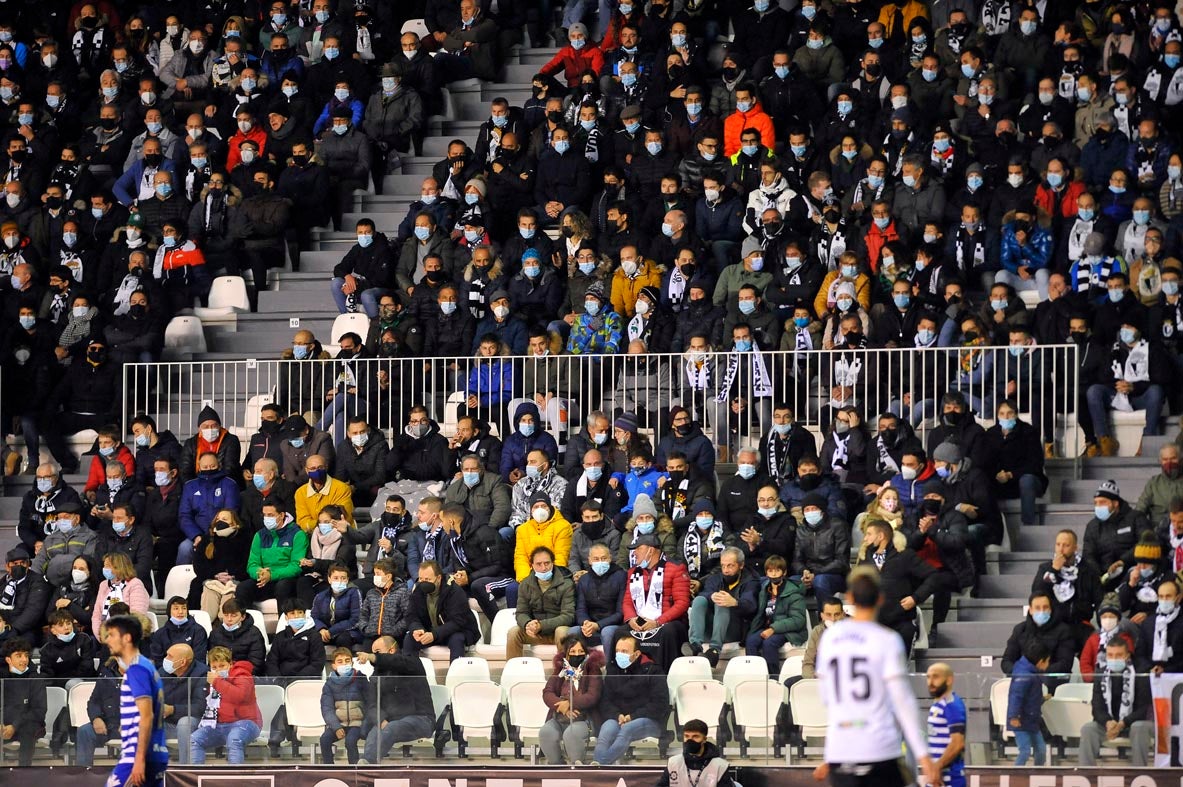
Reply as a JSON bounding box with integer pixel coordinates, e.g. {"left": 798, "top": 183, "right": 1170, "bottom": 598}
{"left": 74, "top": 721, "right": 111, "bottom": 766}
{"left": 330, "top": 279, "right": 388, "bottom": 318}
{"left": 995, "top": 268, "right": 1050, "bottom": 300}
{"left": 809, "top": 572, "right": 846, "bottom": 612}
{"left": 1017, "top": 473, "right": 1047, "bottom": 525}
{"left": 1014, "top": 729, "right": 1046, "bottom": 766}
{"left": 688, "top": 595, "right": 733, "bottom": 649}
{"left": 1087, "top": 383, "right": 1166, "bottom": 438}
{"left": 166, "top": 717, "right": 197, "bottom": 764}
{"left": 321, "top": 725, "right": 366, "bottom": 763}
{"left": 592, "top": 716, "right": 663, "bottom": 764}
{"left": 176, "top": 537, "right": 196, "bottom": 565}
{"left": 191, "top": 719, "right": 261, "bottom": 764}
{"left": 363, "top": 714, "right": 435, "bottom": 762}
{"left": 745, "top": 631, "right": 787, "bottom": 675}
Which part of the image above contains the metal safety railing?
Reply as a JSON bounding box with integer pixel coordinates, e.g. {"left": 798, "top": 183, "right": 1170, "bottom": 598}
{"left": 120, "top": 345, "right": 1080, "bottom": 464}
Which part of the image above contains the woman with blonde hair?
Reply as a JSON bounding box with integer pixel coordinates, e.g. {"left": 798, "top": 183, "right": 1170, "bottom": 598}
{"left": 854, "top": 485, "right": 908, "bottom": 562}
{"left": 91, "top": 552, "right": 150, "bottom": 637}
{"left": 192, "top": 508, "right": 253, "bottom": 622}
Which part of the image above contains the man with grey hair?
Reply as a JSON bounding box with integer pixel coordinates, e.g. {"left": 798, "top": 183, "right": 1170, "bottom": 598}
{"left": 683, "top": 546, "right": 758, "bottom": 666}
{"left": 562, "top": 411, "right": 611, "bottom": 479}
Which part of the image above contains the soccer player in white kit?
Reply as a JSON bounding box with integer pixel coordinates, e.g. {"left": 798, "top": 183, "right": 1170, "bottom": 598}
{"left": 812, "top": 569, "right": 939, "bottom": 787}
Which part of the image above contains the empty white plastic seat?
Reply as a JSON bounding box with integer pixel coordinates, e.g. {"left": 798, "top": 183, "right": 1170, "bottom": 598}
{"left": 450, "top": 680, "right": 503, "bottom": 757}
{"left": 286, "top": 680, "right": 328, "bottom": 761}
{"left": 445, "top": 656, "right": 492, "bottom": 691}
{"left": 667, "top": 656, "right": 713, "bottom": 702}
{"left": 331, "top": 312, "right": 371, "bottom": 345}
{"left": 163, "top": 316, "right": 207, "bottom": 357}
{"left": 675, "top": 680, "right": 727, "bottom": 738}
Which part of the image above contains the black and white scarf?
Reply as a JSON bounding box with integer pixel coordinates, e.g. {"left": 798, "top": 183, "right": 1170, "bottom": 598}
{"left": 1067, "top": 219, "right": 1095, "bottom": 262}
{"left": 953, "top": 229, "right": 986, "bottom": 272}
{"left": 685, "top": 355, "right": 712, "bottom": 391}
{"left": 200, "top": 684, "right": 221, "bottom": 728}
{"left": 1050, "top": 553, "right": 1082, "bottom": 603}
{"left": 1101, "top": 665, "right": 1136, "bottom": 723}
{"left": 662, "top": 476, "right": 693, "bottom": 521}
{"left": 714, "top": 349, "right": 773, "bottom": 403}
{"left": 629, "top": 559, "right": 666, "bottom": 626}
{"left": 667, "top": 265, "right": 688, "bottom": 309}
{"left": 872, "top": 549, "right": 886, "bottom": 570}
{"left": 1096, "top": 624, "right": 1119, "bottom": 673}
{"left": 831, "top": 432, "right": 851, "bottom": 473}
{"left": 682, "top": 521, "right": 726, "bottom": 578}
{"left": 448, "top": 532, "right": 470, "bottom": 571}
{"left": 874, "top": 435, "right": 899, "bottom": 476}
{"left": 1154, "top": 605, "right": 1180, "bottom": 662}
{"left": 0, "top": 574, "right": 20, "bottom": 609}
{"left": 101, "top": 580, "right": 125, "bottom": 621}
{"left": 766, "top": 430, "right": 793, "bottom": 484}
{"left": 421, "top": 526, "right": 442, "bottom": 562}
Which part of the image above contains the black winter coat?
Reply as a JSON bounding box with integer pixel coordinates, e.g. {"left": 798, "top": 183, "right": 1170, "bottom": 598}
{"left": 372, "top": 651, "right": 435, "bottom": 721}
{"left": 737, "top": 509, "right": 796, "bottom": 573}
{"left": 792, "top": 516, "right": 852, "bottom": 577}
{"left": 207, "top": 615, "right": 267, "bottom": 673}
{"left": 405, "top": 581, "right": 481, "bottom": 645}
{"left": 1001, "top": 617, "right": 1078, "bottom": 678}
{"left": 598, "top": 656, "right": 669, "bottom": 725}
{"left": 906, "top": 509, "right": 975, "bottom": 590}
{"left": 856, "top": 545, "right": 939, "bottom": 628}
{"left": 162, "top": 660, "right": 208, "bottom": 724}
{"left": 1033, "top": 556, "right": 1103, "bottom": 629}
{"left": 265, "top": 624, "right": 326, "bottom": 679}
{"left": 332, "top": 234, "right": 396, "bottom": 289}
{"left": 1083, "top": 502, "right": 1148, "bottom": 577}
{"left": 335, "top": 435, "right": 389, "bottom": 495}
{"left": 980, "top": 421, "right": 1048, "bottom": 498}
{"left": 147, "top": 617, "right": 209, "bottom": 667}
{"left": 388, "top": 422, "right": 452, "bottom": 482}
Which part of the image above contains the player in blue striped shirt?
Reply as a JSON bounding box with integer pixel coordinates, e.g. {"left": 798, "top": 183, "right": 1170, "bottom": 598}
{"left": 104, "top": 616, "right": 170, "bottom": 787}
{"left": 926, "top": 663, "right": 966, "bottom": 787}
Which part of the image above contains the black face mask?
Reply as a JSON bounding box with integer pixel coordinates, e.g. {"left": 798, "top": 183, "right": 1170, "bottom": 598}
{"left": 547, "top": 110, "right": 563, "bottom": 124}
{"left": 1069, "top": 331, "right": 1089, "bottom": 345}
{"left": 864, "top": 62, "right": 882, "bottom": 78}
{"left": 943, "top": 410, "right": 963, "bottom": 426}
{"left": 292, "top": 153, "right": 309, "bottom": 166}
{"left": 380, "top": 340, "right": 399, "bottom": 356}
{"left": 566, "top": 653, "right": 586, "bottom": 668}
{"left": 144, "top": 153, "right": 163, "bottom": 168}
{"left": 415, "top": 580, "right": 438, "bottom": 595}
{"left": 880, "top": 428, "right": 897, "bottom": 444}
{"left": 798, "top": 473, "right": 820, "bottom": 490}
{"left": 824, "top": 208, "right": 841, "bottom": 223}
{"left": 259, "top": 420, "right": 280, "bottom": 434}
{"left": 844, "top": 332, "right": 864, "bottom": 346}
{"left": 87, "top": 347, "right": 106, "bottom": 364}
{"left": 722, "top": 66, "right": 737, "bottom": 80}
{"left": 10, "top": 149, "right": 26, "bottom": 163}
{"left": 668, "top": 470, "right": 685, "bottom": 485}
{"left": 129, "top": 303, "right": 147, "bottom": 319}
{"left": 763, "top": 221, "right": 782, "bottom": 236}
{"left": 100, "top": 118, "right": 117, "bottom": 130}
{"left": 8, "top": 564, "right": 27, "bottom": 580}
{"left": 581, "top": 518, "right": 605, "bottom": 537}
{"left": 424, "top": 270, "right": 445, "bottom": 284}
{"left": 683, "top": 740, "right": 705, "bottom": 760}
{"left": 561, "top": 226, "right": 575, "bottom": 237}
{"left": 81, "top": 16, "right": 98, "bottom": 28}
{"left": 381, "top": 511, "right": 406, "bottom": 529}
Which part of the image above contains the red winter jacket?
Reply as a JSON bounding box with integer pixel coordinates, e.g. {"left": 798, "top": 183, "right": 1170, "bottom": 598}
{"left": 622, "top": 556, "right": 691, "bottom": 625}
{"left": 207, "top": 660, "right": 262, "bottom": 725}
{"left": 1034, "top": 180, "right": 1086, "bottom": 222}
{"left": 539, "top": 44, "right": 605, "bottom": 87}
{"left": 85, "top": 445, "right": 136, "bottom": 494}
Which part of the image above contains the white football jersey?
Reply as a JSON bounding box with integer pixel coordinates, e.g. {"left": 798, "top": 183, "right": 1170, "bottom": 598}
{"left": 816, "top": 618, "right": 925, "bottom": 764}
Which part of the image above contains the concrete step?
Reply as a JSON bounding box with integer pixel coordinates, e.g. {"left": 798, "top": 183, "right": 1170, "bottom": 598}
{"left": 340, "top": 212, "right": 403, "bottom": 232}
{"left": 503, "top": 63, "right": 541, "bottom": 83}
{"left": 1061, "top": 478, "right": 1147, "bottom": 504}
{"left": 270, "top": 272, "right": 332, "bottom": 291}
{"left": 935, "top": 621, "right": 1015, "bottom": 650}
{"left": 1016, "top": 526, "right": 1081, "bottom": 552}
{"left": 299, "top": 250, "right": 345, "bottom": 274}
{"left": 481, "top": 85, "right": 533, "bottom": 105}
{"left": 517, "top": 49, "right": 559, "bottom": 65}
{"left": 976, "top": 575, "right": 1035, "bottom": 600}
{"left": 1079, "top": 458, "right": 1161, "bottom": 480}
{"left": 956, "top": 602, "right": 1027, "bottom": 623}
{"left": 258, "top": 288, "right": 333, "bottom": 313}
{"left": 382, "top": 174, "right": 427, "bottom": 194}
{"left": 207, "top": 329, "right": 319, "bottom": 354}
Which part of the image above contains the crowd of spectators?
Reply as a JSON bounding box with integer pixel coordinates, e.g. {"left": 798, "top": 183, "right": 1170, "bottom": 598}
{"left": 0, "top": 0, "right": 1182, "bottom": 771}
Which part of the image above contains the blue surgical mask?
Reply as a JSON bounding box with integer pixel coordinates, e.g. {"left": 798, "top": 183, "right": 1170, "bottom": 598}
{"left": 331, "top": 581, "right": 347, "bottom": 593}
{"left": 1133, "top": 210, "right": 1150, "bottom": 225}
{"left": 916, "top": 328, "right": 935, "bottom": 345}
{"left": 874, "top": 216, "right": 890, "bottom": 229}
{"left": 622, "top": 75, "right": 638, "bottom": 89}
{"left": 1110, "top": 184, "right": 1126, "bottom": 195}
{"left": 103, "top": 567, "right": 116, "bottom": 582}
{"left": 18, "top": 314, "right": 34, "bottom": 329}
{"left": 336, "top": 664, "right": 354, "bottom": 677}
{"left": 333, "top": 124, "right": 348, "bottom": 136}
{"left": 318, "top": 523, "right": 333, "bottom": 535}
{"left": 585, "top": 465, "right": 603, "bottom": 482}
{"left": 553, "top": 140, "right": 570, "bottom": 154}
{"left": 935, "top": 465, "right": 951, "bottom": 479}
{"left": 1078, "top": 208, "right": 1095, "bottom": 221}
{"left": 414, "top": 226, "right": 431, "bottom": 241}
{"left": 738, "top": 299, "right": 756, "bottom": 315}
{"left": 790, "top": 143, "right": 807, "bottom": 157}
{"left": 584, "top": 299, "right": 600, "bottom": 315}
{"left": 1094, "top": 505, "right": 1112, "bottom": 521}
{"left": 263, "top": 516, "right": 279, "bottom": 530}
{"left": 57, "top": 630, "right": 76, "bottom": 643}
{"left": 1109, "top": 289, "right": 1125, "bottom": 304}
{"left": 635, "top": 520, "right": 655, "bottom": 534}
{"left": 1107, "top": 658, "right": 1127, "bottom": 672}
{"left": 170, "top": 616, "right": 187, "bottom": 627}
{"left": 836, "top": 101, "right": 852, "bottom": 115}
{"left": 1160, "top": 599, "right": 1178, "bottom": 614}
{"left": 154, "top": 471, "right": 170, "bottom": 487}
{"left": 893, "top": 293, "right": 910, "bottom": 309}
{"left": 922, "top": 68, "right": 937, "bottom": 82}
{"left": 289, "top": 437, "right": 305, "bottom": 448}
{"left": 967, "top": 176, "right": 983, "bottom": 191}
{"left": 671, "top": 34, "right": 686, "bottom": 47}
{"left": 465, "top": 193, "right": 480, "bottom": 206}
{"left": 1120, "top": 327, "right": 1137, "bottom": 344}
{"left": 1046, "top": 172, "right": 1062, "bottom": 188}
{"left": 155, "top": 183, "right": 173, "bottom": 198}
{"left": 1167, "top": 54, "right": 1181, "bottom": 69}
{"left": 592, "top": 561, "right": 610, "bottom": 576}
{"left": 999, "top": 417, "right": 1017, "bottom": 431}
{"left": 804, "top": 509, "right": 824, "bottom": 526}
{"left": 741, "top": 144, "right": 758, "bottom": 157}
{"left": 801, "top": 5, "right": 816, "bottom": 18}
{"left": 1031, "top": 611, "right": 1051, "bottom": 626}
{"left": 695, "top": 516, "right": 714, "bottom": 530}
{"left": 1164, "top": 281, "right": 1180, "bottom": 296}
{"left": 646, "top": 141, "right": 662, "bottom": 156}
{"left": 793, "top": 316, "right": 809, "bottom": 328}
{"left": 615, "top": 652, "right": 633, "bottom": 670}
{"left": 463, "top": 471, "right": 481, "bottom": 487}
{"left": 578, "top": 261, "right": 596, "bottom": 275}
{"left": 991, "top": 298, "right": 1008, "bottom": 311}
{"left": 934, "top": 138, "right": 951, "bottom": 153}
{"left": 520, "top": 422, "right": 535, "bottom": 437}
{"left": 251, "top": 473, "right": 268, "bottom": 490}
{"left": 292, "top": 344, "right": 309, "bottom": 360}
{"left": 571, "top": 37, "right": 586, "bottom": 50}
{"left": 288, "top": 617, "right": 305, "bottom": 630}
{"left": 735, "top": 338, "right": 753, "bottom": 352}
{"left": 961, "top": 63, "right": 976, "bottom": 78}
{"left": 535, "top": 569, "right": 553, "bottom": 582}
{"left": 737, "top": 463, "right": 756, "bottom": 480}
{"left": 1008, "top": 345, "right": 1025, "bottom": 357}
{"left": 685, "top": 102, "right": 701, "bottom": 116}
{"left": 492, "top": 114, "right": 508, "bottom": 128}
{"left": 162, "top": 658, "right": 176, "bottom": 674}
{"left": 806, "top": 38, "right": 823, "bottom": 49}
{"left": 357, "top": 233, "right": 373, "bottom": 248}
{"left": 736, "top": 100, "right": 752, "bottom": 112}
{"left": 519, "top": 226, "right": 535, "bottom": 239}
{"left": 523, "top": 264, "right": 541, "bottom": 278}
{"left": 1077, "top": 87, "right": 1091, "bottom": 102}
{"left": 580, "top": 118, "right": 596, "bottom": 131}
{"left": 112, "top": 520, "right": 128, "bottom": 534}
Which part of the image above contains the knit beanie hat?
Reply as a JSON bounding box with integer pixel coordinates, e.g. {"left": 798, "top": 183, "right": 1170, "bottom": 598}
{"left": 632, "top": 493, "right": 657, "bottom": 519}
{"left": 1134, "top": 531, "right": 1163, "bottom": 563}
{"left": 1095, "top": 480, "right": 1121, "bottom": 502}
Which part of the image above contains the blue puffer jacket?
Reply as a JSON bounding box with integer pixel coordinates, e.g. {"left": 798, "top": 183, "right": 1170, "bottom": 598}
{"left": 499, "top": 401, "right": 559, "bottom": 481}
{"left": 178, "top": 471, "right": 241, "bottom": 541}
{"left": 1000, "top": 221, "right": 1052, "bottom": 274}
{"left": 312, "top": 584, "right": 364, "bottom": 640}
{"left": 466, "top": 358, "right": 515, "bottom": 407}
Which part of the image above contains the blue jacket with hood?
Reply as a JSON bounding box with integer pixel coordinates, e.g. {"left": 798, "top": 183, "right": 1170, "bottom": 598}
{"left": 499, "top": 402, "right": 559, "bottom": 481}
